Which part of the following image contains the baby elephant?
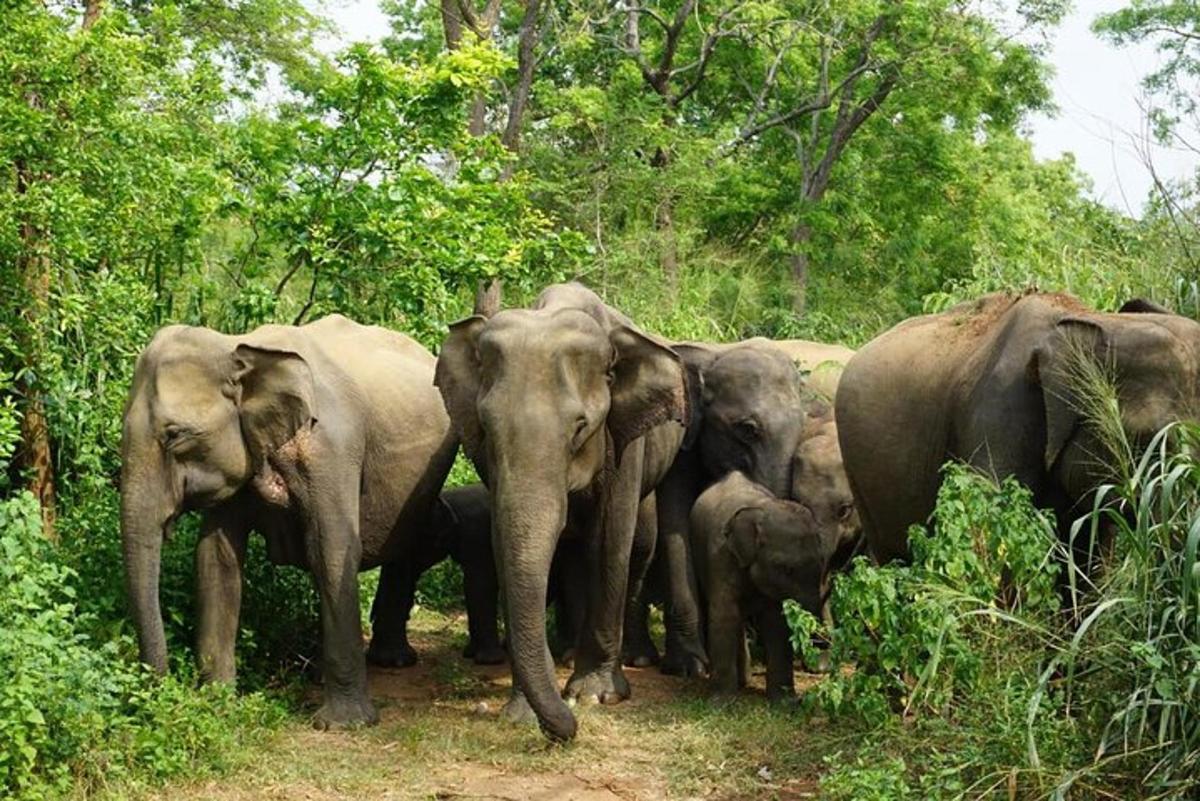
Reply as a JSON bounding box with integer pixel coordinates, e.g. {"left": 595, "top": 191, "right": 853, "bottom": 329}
{"left": 690, "top": 472, "right": 837, "bottom": 700}
{"left": 368, "top": 483, "right": 505, "bottom": 667}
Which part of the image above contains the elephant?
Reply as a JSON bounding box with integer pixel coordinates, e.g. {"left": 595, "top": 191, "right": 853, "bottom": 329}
{"left": 119, "top": 314, "right": 457, "bottom": 729}
{"left": 690, "top": 471, "right": 836, "bottom": 699}
{"left": 368, "top": 483, "right": 505, "bottom": 668}
{"left": 792, "top": 414, "right": 862, "bottom": 571}
{"left": 643, "top": 340, "right": 813, "bottom": 676}
{"left": 759, "top": 338, "right": 855, "bottom": 400}
{"left": 835, "top": 291, "right": 1200, "bottom": 567}
{"left": 435, "top": 282, "right": 689, "bottom": 742}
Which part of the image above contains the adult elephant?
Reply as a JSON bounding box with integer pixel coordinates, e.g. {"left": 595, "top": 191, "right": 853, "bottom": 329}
{"left": 644, "top": 340, "right": 813, "bottom": 675}
{"left": 836, "top": 292, "right": 1200, "bottom": 565}
{"left": 435, "top": 283, "right": 688, "bottom": 742}
{"left": 120, "top": 315, "right": 457, "bottom": 729}
{"left": 761, "top": 338, "right": 854, "bottom": 400}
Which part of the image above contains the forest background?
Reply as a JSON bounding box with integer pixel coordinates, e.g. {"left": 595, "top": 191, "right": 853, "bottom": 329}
{"left": 2, "top": 1, "right": 1199, "bottom": 798}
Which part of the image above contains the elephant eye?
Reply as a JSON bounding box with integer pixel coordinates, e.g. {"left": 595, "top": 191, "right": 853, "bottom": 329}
{"left": 161, "top": 424, "right": 196, "bottom": 450}
{"left": 733, "top": 418, "right": 761, "bottom": 441}
{"left": 837, "top": 502, "right": 854, "bottom": 521}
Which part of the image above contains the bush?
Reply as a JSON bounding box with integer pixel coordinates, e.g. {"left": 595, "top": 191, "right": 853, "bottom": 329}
{"left": 795, "top": 425, "right": 1200, "bottom": 799}
{"left": 0, "top": 491, "right": 285, "bottom": 800}
{"left": 800, "top": 464, "right": 1061, "bottom": 723}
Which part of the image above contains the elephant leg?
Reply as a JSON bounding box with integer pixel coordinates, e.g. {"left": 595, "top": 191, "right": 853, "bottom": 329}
{"left": 563, "top": 446, "right": 644, "bottom": 706}
{"left": 460, "top": 540, "right": 505, "bottom": 665}
{"left": 306, "top": 482, "right": 377, "bottom": 730}
{"left": 706, "top": 580, "right": 743, "bottom": 698}
{"left": 800, "top": 598, "right": 833, "bottom": 674}
{"left": 366, "top": 560, "right": 418, "bottom": 668}
{"left": 551, "top": 537, "right": 588, "bottom": 667}
{"left": 656, "top": 464, "right": 708, "bottom": 677}
{"left": 736, "top": 626, "right": 749, "bottom": 689}
{"left": 622, "top": 495, "right": 660, "bottom": 667}
{"left": 758, "top": 601, "right": 795, "bottom": 702}
{"left": 196, "top": 504, "right": 250, "bottom": 684}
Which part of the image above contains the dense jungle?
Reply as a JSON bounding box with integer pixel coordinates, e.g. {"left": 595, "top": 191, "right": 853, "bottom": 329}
{"left": 2, "top": 0, "right": 1199, "bottom": 798}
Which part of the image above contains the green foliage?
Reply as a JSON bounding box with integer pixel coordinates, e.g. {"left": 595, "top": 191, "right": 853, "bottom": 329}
{"left": 1, "top": 0, "right": 1198, "bottom": 797}
{"left": 804, "top": 464, "right": 1060, "bottom": 722}
{"left": 1033, "top": 423, "right": 1200, "bottom": 797}
{"left": 0, "top": 492, "right": 285, "bottom": 799}
{"left": 788, "top": 428, "right": 1200, "bottom": 798}
{"left": 820, "top": 754, "right": 913, "bottom": 801}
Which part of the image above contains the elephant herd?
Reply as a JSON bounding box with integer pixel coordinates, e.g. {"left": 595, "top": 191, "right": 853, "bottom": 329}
{"left": 119, "top": 283, "right": 1200, "bottom": 741}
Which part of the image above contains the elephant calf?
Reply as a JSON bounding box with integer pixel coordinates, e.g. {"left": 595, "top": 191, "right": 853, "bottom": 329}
{"left": 368, "top": 483, "right": 505, "bottom": 668}
{"left": 690, "top": 471, "right": 837, "bottom": 700}
{"left": 792, "top": 415, "right": 863, "bottom": 572}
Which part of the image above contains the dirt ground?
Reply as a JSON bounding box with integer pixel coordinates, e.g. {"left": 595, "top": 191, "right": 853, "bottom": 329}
{"left": 146, "top": 611, "right": 827, "bottom": 800}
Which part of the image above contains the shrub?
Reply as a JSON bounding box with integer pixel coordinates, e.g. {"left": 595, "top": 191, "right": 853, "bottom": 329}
{"left": 799, "top": 464, "right": 1061, "bottom": 723}
{"left": 0, "top": 491, "right": 285, "bottom": 799}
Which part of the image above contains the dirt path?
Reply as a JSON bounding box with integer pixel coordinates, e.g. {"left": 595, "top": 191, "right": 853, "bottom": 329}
{"left": 147, "top": 611, "right": 826, "bottom": 800}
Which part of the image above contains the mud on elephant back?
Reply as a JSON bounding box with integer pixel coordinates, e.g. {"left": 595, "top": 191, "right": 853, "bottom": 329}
{"left": 119, "top": 315, "right": 457, "bottom": 730}
{"left": 835, "top": 292, "right": 1200, "bottom": 573}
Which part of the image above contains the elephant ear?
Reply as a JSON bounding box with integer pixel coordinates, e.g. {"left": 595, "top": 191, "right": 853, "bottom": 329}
{"left": 434, "top": 316, "right": 489, "bottom": 470}
{"left": 1028, "top": 318, "right": 1107, "bottom": 471}
{"left": 231, "top": 344, "right": 317, "bottom": 469}
{"left": 725, "top": 506, "right": 763, "bottom": 569}
{"left": 607, "top": 326, "right": 690, "bottom": 461}
{"left": 1119, "top": 298, "right": 1171, "bottom": 315}
{"left": 671, "top": 343, "right": 718, "bottom": 450}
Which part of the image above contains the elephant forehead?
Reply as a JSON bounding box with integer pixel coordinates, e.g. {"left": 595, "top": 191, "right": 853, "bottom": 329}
{"left": 481, "top": 309, "right": 611, "bottom": 359}
{"left": 152, "top": 359, "right": 230, "bottom": 425}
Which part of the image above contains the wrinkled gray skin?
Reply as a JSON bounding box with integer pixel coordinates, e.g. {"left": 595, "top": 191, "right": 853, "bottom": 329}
{"left": 120, "top": 315, "right": 457, "bottom": 729}
{"left": 371, "top": 483, "right": 505, "bottom": 667}
{"left": 837, "top": 293, "right": 1200, "bottom": 566}
{"left": 690, "top": 472, "right": 836, "bottom": 699}
{"left": 643, "top": 342, "right": 810, "bottom": 676}
{"left": 435, "top": 282, "right": 688, "bottom": 742}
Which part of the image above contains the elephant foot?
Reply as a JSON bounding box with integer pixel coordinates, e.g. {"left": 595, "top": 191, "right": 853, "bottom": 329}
{"left": 622, "top": 638, "right": 660, "bottom": 668}
{"left": 313, "top": 694, "right": 379, "bottom": 730}
{"left": 468, "top": 643, "right": 507, "bottom": 666}
{"left": 563, "top": 665, "right": 630, "bottom": 706}
{"left": 557, "top": 647, "right": 577, "bottom": 669}
{"left": 500, "top": 691, "right": 538, "bottom": 726}
{"left": 660, "top": 644, "right": 707, "bottom": 678}
{"left": 766, "top": 688, "right": 798, "bottom": 706}
{"left": 366, "top": 640, "right": 418, "bottom": 668}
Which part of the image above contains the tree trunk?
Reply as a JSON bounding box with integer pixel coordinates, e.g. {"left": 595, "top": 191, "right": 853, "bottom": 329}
{"left": 473, "top": 278, "right": 501, "bottom": 317}
{"left": 15, "top": 155, "right": 57, "bottom": 542}
{"left": 652, "top": 144, "right": 679, "bottom": 288}
{"left": 83, "top": 0, "right": 104, "bottom": 29}
{"left": 789, "top": 222, "right": 811, "bottom": 316}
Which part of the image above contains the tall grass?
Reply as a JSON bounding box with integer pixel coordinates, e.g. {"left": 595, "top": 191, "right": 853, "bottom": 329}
{"left": 1039, "top": 422, "right": 1200, "bottom": 798}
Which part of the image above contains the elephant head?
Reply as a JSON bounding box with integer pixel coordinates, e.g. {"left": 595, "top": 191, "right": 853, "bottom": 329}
{"left": 1031, "top": 302, "right": 1200, "bottom": 502}
{"left": 120, "top": 326, "right": 316, "bottom": 673}
{"left": 435, "top": 304, "right": 687, "bottom": 741}
{"left": 676, "top": 343, "right": 808, "bottom": 497}
{"left": 725, "top": 489, "right": 832, "bottom": 616}
{"left": 792, "top": 416, "right": 862, "bottom": 573}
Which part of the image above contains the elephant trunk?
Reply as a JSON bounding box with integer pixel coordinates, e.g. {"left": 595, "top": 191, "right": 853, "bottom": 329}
{"left": 493, "top": 470, "right": 576, "bottom": 742}
{"left": 120, "top": 444, "right": 175, "bottom": 674}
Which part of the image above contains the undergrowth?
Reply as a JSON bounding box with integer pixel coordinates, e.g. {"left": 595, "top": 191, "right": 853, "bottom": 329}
{"left": 790, "top": 424, "right": 1200, "bottom": 799}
